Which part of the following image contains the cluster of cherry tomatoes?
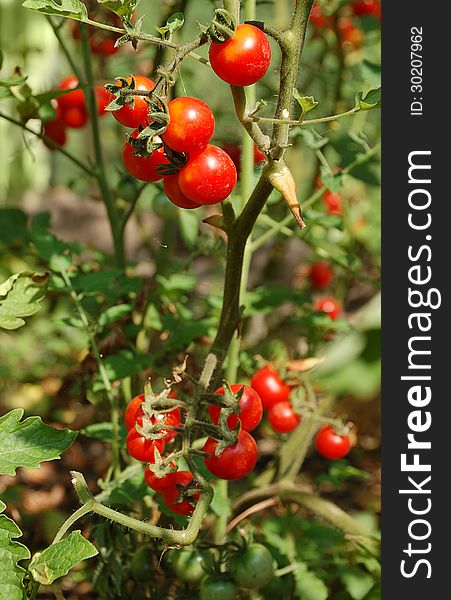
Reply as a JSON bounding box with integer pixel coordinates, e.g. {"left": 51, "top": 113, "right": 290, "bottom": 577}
{"left": 308, "top": 260, "right": 342, "bottom": 323}
{"left": 42, "top": 75, "right": 111, "bottom": 149}
{"left": 310, "top": 0, "right": 381, "bottom": 50}
{"left": 251, "top": 364, "right": 351, "bottom": 459}
{"left": 70, "top": 0, "right": 121, "bottom": 57}
{"left": 113, "top": 76, "right": 238, "bottom": 208}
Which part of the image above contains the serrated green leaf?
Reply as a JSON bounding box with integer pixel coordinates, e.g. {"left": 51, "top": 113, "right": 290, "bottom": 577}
{"left": 0, "top": 409, "right": 77, "bottom": 475}
{"left": 22, "top": 0, "right": 88, "bottom": 20}
{"left": 29, "top": 531, "right": 98, "bottom": 585}
{"left": 294, "top": 90, "right": 319, "bottom": 116}
{"left": 294, "top": 562, "right": 329, "bottom": 600}
{"left": 0, "top": 502, "right": 30, "bottom": 600}
{"left": 0, "top": 271, "right": 48, "bottom": 330}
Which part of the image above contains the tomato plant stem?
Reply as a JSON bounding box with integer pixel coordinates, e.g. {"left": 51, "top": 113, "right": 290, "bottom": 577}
{"left": 79, "top": 24, "right": 126, "bottom": 270}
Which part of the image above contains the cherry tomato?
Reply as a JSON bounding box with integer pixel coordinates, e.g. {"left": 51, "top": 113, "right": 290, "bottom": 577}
{"left": 209, "top": 384, "right": 263, "bottom": 432}
{"left": 178, "top": 145, "right": 237, "bottom": 205}
{"left": 209, "top": 24, "right": 272, "bottom": 87}
{"left": 57, "top": 75, "right": 85, "bottom": 112}
{"left": 123, "top": 131, "right": 170, "bottom": 182}
{"left": 144, "top": 461, "right": 178, "bottom": 492}
{"left": 222, "top": 143, "right": 266, "bottom": 174}
{"left": 162, "top": 97, "right": 215, "bottom": 153}
{"left": 95, "top": 85, "right": 112, "bottom": 116}
{"left": 323, "top": 190, "right": 343, "bottom": 216}
{"left": 162, "top": 471, "right": 199, "bottom": 515}
{"left": 43, "top": 119, "right": 67, "bottom": 149}
{"left": 250, "top": 365, "right": 291, "bottom": 411}
{"left": 112, "top": 75, "right": 155, "bottom": 129}
{"left": 352, "top": 0, "right": 381, "bottom": 18}
{"left": 338, "top": 18, "right": 365, "bottom": 49}
{"left": 200, "top": 576, "right": 237, "bottom": 600}
{"left": 203, "top": 430, "right": 258, "bottom": 480}
{"left": 315, "top": 425, "right": 351, "bottom": 460}
{"left": 309, "top": 3, "right": 333, "bottom": 28}
{"left": 124, "top": 393, "right": 181, "bottom": 442}
{"left": 61, "top": 107, "right": 88, "bottom": 129}
{"left": 126, "top": 427, "right": 165, "bottom": 462}
{"left": 314, "top": 296, "right": 341, "bottom": 320}
{"left": 164, "top": 174, "right": 201, "bottom": 209}
{"left": 309, "top": 261, "right": 333, "bottom": 289}
{"left": 91, "top": 37, "right": 118, "bottom": 56}
{"left": 130, "top": 546, "right": 154, "bottom": 582}
{"left": 229, "top": 543, "right": 274, "bottom": 589}
{"left": 153, "top": 192, "right": 180, "bottom": 218}
{"left": 268, "top": 401, "right": 301, "bottom": 433}
{"left": 168, "top": 549, "right": 207, "bottom": 584}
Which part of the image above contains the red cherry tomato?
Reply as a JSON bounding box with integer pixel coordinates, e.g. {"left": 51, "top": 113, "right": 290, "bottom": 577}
{"left": 112, "top": 75, "right": 155, "bottom": 129}
{"left": 352, "top": 0, "right": 381, "bottom": 18}
{"left": 250, "top": 365, "right": 291, "bottom": 411}
{"left": 268, "top": 401, "right": 301, "bottom": 433}
{"left": 126, "top": 427, "right": 166, "bottom": 462}
{"left": 124, "top": 393, "right": 181, "bottom": 442}
{"left": 337, "top": 18, "right": 365, "bottom": 49}
{"left": 253, "top": 145, "right": 266, "bottom": 164}
{"left": 95, "top": 85, "right": 112, "bottom": 116}
{"left": 61, "top": 107, "right": 88, "bottom": 129}
{"left": 323, "top": 190, "right": 343, "bottom": 216}
{"left": 163, "top": 174, "right": 201, "bottom": 209}
{"left": 309, "top": 3, "right": 333, "bottom": 28}
{"left": 309, "top": 261, "right": 333, "bottom": 289}
{"left": 162, "top": 97, "right": 215, "bottom": 153}
{"left": 92, "top": 37, "right": 118, "bottom": 56}
{"left": 57, "top": 75, "right": 85, "bottom": 112}
{"left": 315, "top": 425, "right": 351, "bottom": 460}
{"left": 209, "top": 24, "right": 272, "bottom": 87}
{"left": 144, "top": 462, "right": 177, "bottom": 492}
{"left": 209, "top": 384, "right": 263, "bottom": 432}
{"left": 162, "top": 471, "right": 200, "bottom": 515}
{"left": 203, "top": 430, "right": 258, "bottom": 480}
{"left": 123, "top": 131, "right": 170, "bottom": 182}
{"left": 314, "top": 296, "right": 341, "bottom": 320}
{"left": 178, "top": 145, "right": 237, "bottom": 205}
{"left": 43, "top": 119, "right": 67, "bottom": 149}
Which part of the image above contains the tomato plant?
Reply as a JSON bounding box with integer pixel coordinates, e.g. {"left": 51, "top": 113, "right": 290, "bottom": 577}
{"left": 0, "top": 0, "right": 381, "bottom": 598}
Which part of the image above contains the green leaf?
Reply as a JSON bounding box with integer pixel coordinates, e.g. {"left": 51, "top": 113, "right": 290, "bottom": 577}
{"left": 156, "top": 12, "right": 185, "bottom": 38}
{"left": 107, "top": 471, "right": 148, "bottom": 505}
{"left": 0, "top": 501, "right": 30, "bottom": 600}
{"left": 210, "top": 481, "right": 232, "bottom": 519}
{"left": 82, "top": 422, "right": 127, "bottom": 445}
{"left": 0, "top": 271, "right": 48, "bottom": 330}
{"left": 340, "top": 567, "right": 374, "bottom": 600}
{"left": 0, "top": 409, "right": 77, "bottom": 476}
{"left": 29, "top": 531, "right": 98, "bottom": 585}
{"left": 22, "top": 0, "right": 88, "bottom": 20}
{"left": 355, "top": 87, "right": 381, "bottom": 111}
{"left": 294, "top": 562, "right": 329, "bottom": 600}
{"left": 98, "top": 304, "right": 132, "bottom": 328}
{"left": 98, "top": 0, "right": 139, "bottom": 19}
{"left": 294, "top": 91, "right": 319, "bottom": 116}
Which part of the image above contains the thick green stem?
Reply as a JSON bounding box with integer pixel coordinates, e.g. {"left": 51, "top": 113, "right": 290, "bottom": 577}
{"left": 79, "top": 24, "right": 125, "bottom": 269}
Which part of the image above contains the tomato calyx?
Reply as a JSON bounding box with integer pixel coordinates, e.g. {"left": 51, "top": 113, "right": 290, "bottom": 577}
{"left": 105, "top": 76, "right": 152, "bottom": 110}
{"left": 207, "top": 8, "right": 237, "bottom": 43}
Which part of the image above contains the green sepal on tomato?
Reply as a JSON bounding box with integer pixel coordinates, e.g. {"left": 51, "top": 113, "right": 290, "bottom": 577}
{"left": 209, "top": 384, "right": 263, "bottom": 432}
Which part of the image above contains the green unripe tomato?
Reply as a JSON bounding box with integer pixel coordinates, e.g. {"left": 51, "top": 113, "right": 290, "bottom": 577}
{"left": 153, "top": 193, "right": 179, "bottom": 219}
{"left": 130, "top": 546, "right": 154, "bottom": 582}
{"left": 169, "top": 549, "right": 207, "bottom": 585}
{"left": 200, "top": 576, "right": 237, "bottom": 600}
{"left": 229, "top": 543, "right": 274, "bottom": 589}
{"left": 116, "top": 176, "right": 138, "bottom": 203}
